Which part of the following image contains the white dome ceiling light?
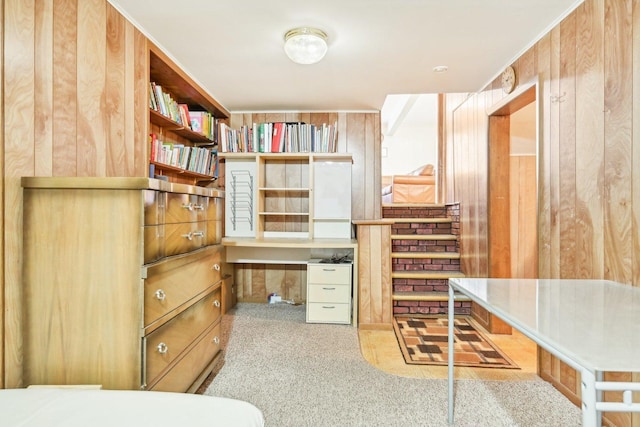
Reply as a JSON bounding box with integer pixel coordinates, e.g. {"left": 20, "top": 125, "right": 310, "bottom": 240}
{"left": 284, "top": 27, "right": 328, "bottom": 65}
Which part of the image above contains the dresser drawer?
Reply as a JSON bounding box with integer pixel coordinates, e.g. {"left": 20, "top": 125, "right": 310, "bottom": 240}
{"left": 306, "top": 302, "right": 351, "bottom": 324}
{"left": 307, "top": 283, "right": 351, "bottom": 303}
{"left": 148, "top": 321, "right": 222, "bottom": 392}
{"left": 164, "top": 222, "right": 207, "bottom": 257}
{"left": 308, "top": 264, "right": 351, "bottom": 285}
{"left": 145, "top": 287, "right": 221, "bottom": 385}
{"left": 166, "top": 193, "right": 204, "bottom": 223}
{"left": 144, "top": 246, "right": 222, "bottom": 327}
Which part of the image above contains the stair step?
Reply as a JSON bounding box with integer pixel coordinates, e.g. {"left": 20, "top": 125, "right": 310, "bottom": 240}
{"left": 391, "top": 234, "right": 457, "bottom": 241}
{"left": 391, "top": 252, "right": 460, "bottom": 259}
{"left": 392, "top": 291, "right": 471, "bottom": 302}
{"left": 392, "top": 271, "right": 466, "bottom": 280}
{"left": 391, "top": 217, "right": 452, "bottom": 224}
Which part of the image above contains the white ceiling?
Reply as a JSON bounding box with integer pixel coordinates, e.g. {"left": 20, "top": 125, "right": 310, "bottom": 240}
{"left": 108, "top": 0, "right": 583, "bottom": 112}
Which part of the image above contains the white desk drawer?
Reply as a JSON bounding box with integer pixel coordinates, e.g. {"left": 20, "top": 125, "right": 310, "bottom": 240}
{"left": 308, "top": 264, "right": 351, "bottom": 285}
{"left": 307, "top": 283, "right": 350, "bottom": 303}
{"left": 306, "top": 302, "right": 350, "bottom": 324}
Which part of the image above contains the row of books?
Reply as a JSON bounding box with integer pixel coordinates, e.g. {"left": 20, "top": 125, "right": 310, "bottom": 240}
{"left": 149, "top": 82, "right": 218, "bottom": 141}
{"left": 218, "top": 121, "right": 338, "bottom": 153}
{"left": 149, "top": 134, "right": 218, "bottom": 177}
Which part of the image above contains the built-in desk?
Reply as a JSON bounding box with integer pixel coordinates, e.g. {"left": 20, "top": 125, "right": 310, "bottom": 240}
{"left": 447, "top": 278, "right": 640, "bottom": 427}
{"left": 222, "top": 237, "right": 359, "bottom": 325}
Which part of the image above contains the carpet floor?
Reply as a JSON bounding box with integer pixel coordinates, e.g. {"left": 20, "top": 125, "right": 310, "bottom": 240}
{"left": 205, "top": 303, "right": 581, "bottom": 427}
{"left": 393, "top": 315, "right": 519, "bottom": 368}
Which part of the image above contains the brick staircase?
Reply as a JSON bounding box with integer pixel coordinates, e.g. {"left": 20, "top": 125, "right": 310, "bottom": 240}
{"left": 382, "top": 203, "right": 471, "bottom": 316}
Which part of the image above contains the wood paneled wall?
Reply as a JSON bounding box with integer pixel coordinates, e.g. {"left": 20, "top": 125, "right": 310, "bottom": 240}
{"left": 444, "top": 0, "right": 639, "bottom": 424}
{"left": 2, "top": 0, "right": 148, "bottom": 388}
{"left": 228, "top": 112, "right": 381, "bottom": 302}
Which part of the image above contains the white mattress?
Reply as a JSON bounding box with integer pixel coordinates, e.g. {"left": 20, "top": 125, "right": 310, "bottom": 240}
{"left": 0, "top": 388, "right": 264, "bottom": 427}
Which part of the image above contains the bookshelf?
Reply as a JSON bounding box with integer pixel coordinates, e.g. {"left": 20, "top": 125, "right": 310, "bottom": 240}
{"left": 148, "top": 42, "right": 230, "bottom": 186}
{"left": 220, "top": 152, "right": 352, "bottom": 240}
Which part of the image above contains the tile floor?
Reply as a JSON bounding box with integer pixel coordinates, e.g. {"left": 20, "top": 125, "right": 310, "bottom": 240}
{"left": 358, "top": 324, "right": 541, "bottom": 381}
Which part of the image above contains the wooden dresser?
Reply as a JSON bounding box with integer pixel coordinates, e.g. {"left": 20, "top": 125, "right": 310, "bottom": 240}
{"left": 21, "top": 177, "right": 227, "bottom": 392}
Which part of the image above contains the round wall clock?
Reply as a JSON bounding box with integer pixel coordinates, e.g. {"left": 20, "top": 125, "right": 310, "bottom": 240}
{"left": 501, "top": 66, "right": 516, "bottom": 94}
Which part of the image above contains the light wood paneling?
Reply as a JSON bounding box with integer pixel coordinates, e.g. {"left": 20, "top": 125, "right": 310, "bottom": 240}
{"left": 445, "top": 0, "right": 640, "bottom": 423}
{"left": 3, "top": 0, "right": 148, "bottom": 388}
{"left": 0, "top": 0, "right": 4, "bottom": 389}
{"left": 4, "top": 0, "right": 36, "bottom": 389}
{"left": 355, "top": 221, "right": 392, "bottom": 329}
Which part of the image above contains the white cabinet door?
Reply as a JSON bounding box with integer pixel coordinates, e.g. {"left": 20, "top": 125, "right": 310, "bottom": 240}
{"left": 313, "top": 159, "right": 351, "bottom": 238}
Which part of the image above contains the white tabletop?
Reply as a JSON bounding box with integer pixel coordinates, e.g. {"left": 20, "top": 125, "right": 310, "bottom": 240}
{"left": 449, "top": 278, "right": 640, "bottom": 373}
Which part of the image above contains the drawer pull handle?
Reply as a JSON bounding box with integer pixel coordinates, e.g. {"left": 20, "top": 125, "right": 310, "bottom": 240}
{"left": 322, "top": 268, "right": 336, "bottom": 272}
{"left": 322, "top": 306, "right": 336, "bottom": 309}
{"left": 193, "top": 204, "right": 204, "bottom": 210}
{"left": 182, "top": 203, "right": 194, "bottom": 211}
{"left": 213, "top": 264, "right": 221, "bottom": 271}
{"left": 213, "top": 336, "right": 220, "bottom": 345}
{"left": 322, "top": 287, "right": 336, "bottom": 290}
{"left": 181, "top": 231, "right": 203, "bottom": 240}
{"left": 156, "top": 342, "right": 169, "bottom": 354}
{"left": 154, "top": 289, "right": 166, "bottom": 301}
{"left": 213, "top": 299, "right": 221, "bottom": 308}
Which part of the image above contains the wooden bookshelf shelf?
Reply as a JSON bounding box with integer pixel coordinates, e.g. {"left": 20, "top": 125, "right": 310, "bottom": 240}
{"left": 147, "top": 41, "right": 229, "bottom": 186}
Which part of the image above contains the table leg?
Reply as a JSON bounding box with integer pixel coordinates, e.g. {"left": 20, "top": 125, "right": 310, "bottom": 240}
{"left": 448, "top": 282, "right": 455, "bottom": 424}
{"left": 581, "top": 369, "right": 597, "bottom": 427}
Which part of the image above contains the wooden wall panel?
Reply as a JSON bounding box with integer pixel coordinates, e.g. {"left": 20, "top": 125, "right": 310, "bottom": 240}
{"left": 3, "top": 0, "right": 148, "bottom": 388}
{"left": 52, "top": 0, "right": 78, "bottom": 175}
{"left": 575, "top": 0, "right": 605, "bottom": 280}
{"left": 4, "top": 0, "right": 36, "bottom": 389}
{"left": 444, "top": 0, "right": 640, "bottom": 423}
{"left": 0, "top": 0, "right": 5, "bottom": 390}
{"left": 355, "top": 222, "right": 392, "bottom": 329}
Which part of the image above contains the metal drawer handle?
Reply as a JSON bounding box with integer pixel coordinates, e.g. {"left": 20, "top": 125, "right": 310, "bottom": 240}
{"left": 213, "top": 336, "right": 220, "bottom": 345}
{"left": 322, "top": 268, "right": 336, "bottom": 272}
{"left": 154, "top": 289, "right": 166, "bottom": 301}
{"left": 193, "top": 204, "right": 204, "bottom": 210}
{"left": 322, "top": 306, "right": 336, "bottom": 309}
{"left": 182, "top": 203, "right": 194, "bottom": 211}
{"left": 322, "top": 287, "right": 336, "bottom": 290}
{"left": 212, "top": 264, "right": 221, "bottom": 271}
{"left": 182, "top": 231, "right": 203, "bottom": 240}
{"left": 156, "top": 342, "right": 168, "bottom": 354}
{"left": 213, "top": 299, "right": 221, "bottom": 308}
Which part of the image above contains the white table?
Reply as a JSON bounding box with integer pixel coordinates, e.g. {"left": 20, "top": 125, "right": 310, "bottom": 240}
{"left": 0, "top": 388, "right": 265, "bottom": 427}
{"left": 447, "top": 278, "right": 640, "bottom": 426}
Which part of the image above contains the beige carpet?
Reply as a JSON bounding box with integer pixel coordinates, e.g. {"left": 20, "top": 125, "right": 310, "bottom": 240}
{"left": 205, "top": 303, "right": 581, "bottom": 427}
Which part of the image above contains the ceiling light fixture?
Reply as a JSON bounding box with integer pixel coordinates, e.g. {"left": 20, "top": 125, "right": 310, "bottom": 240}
{"left": 284, "top": 27, "right": 328, "bottom": 65}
